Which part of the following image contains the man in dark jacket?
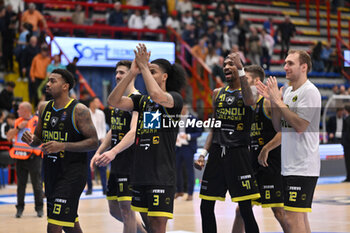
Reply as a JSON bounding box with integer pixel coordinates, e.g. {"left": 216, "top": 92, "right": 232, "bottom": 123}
{"left": 327, "top": 107, "right": 344, "bottom": 143}
{"left": 342, "top": 105, "right": 350, "bottom": 182}
{"left": 277, "top": 16, "right": 296, "bottom": 59}
{"left": 175, "top": 104, "right": 202, "bottom": 201}
{"left": 0, "top": 81, "right": 15, "bottom": 112}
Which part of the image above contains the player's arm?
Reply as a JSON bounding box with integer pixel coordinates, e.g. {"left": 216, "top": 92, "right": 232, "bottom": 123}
{"left": 266, "top": 77, "right": 310, "bottom": 133}
{"left": 90, "top": 129, "right": 112, "bottom": 170}
{"left": 258, "top": 132, "right": 281, "bottom": 167}
{"left": 42, "top": 104, "right": 98, "bottom": 153}
{"left": 96, "top": 111, "right": 138, "bottom": 167}
{"left": 194, "top": 88, "right": 219, "bottom": 170}
{"left": 107, "top": 61, "right": 139, "bottom": 111}
{"left": 135, "top": 43, "right": 175, "bottom": 108}
{"left": 21, "top": 102, "right": 48, "bottom": 147}
{"left": 231, "top": 53, "right": 257, "bottom": 105}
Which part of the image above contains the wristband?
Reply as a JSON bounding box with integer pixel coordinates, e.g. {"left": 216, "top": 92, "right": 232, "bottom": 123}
{"left": 238, "top": 69, "right": 245, "bottom": 77}
{"left": 200, "top": 149, "right": 208, "bottom": 158}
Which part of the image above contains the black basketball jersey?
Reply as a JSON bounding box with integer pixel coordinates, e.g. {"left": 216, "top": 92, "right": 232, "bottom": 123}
{"left": 213, "top": 86, "right": 254, "bottom": 147}
{"left": 130, "top": 92, "right": 183, "bottom": 186}
{"left": 41, "top": 99, "right": 87, "bottom": 197}
{"left": 110, "top": 91, "right": 140, "bottom": 175}
{"left": 250, "top": 97, "right": 281, "bottom": 173}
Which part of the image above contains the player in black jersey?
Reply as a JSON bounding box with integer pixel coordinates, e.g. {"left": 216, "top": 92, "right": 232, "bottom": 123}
{"left": 22, "top": 69, "right": 98, "bottom": 233}
{"left": 194, "top": 53, "right": 260, "bottom": 233}
{"left": 108, "top": 44, "right": 185, "bottom": 233}
{"left": 90, "top": 60, "right": 146, "bottom": 233}
{"left": 232, "top": 65, "right": 287, "bottom": 233}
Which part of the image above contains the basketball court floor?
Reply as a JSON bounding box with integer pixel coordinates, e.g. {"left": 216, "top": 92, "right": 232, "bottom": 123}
{"left": 1, "top": 176, "right": 350, "bottom": 233}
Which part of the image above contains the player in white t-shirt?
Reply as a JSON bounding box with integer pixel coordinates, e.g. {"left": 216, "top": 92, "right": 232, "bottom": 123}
{"left": 256, "top": 50, "right": 321, "bottom": 233}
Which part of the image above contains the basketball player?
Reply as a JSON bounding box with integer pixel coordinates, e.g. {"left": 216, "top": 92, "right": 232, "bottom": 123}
{"left": 22, "top": 69, "right": 98, "bottom": 233}
{"left": 257, "top": 50, "right": 321, "bottom": 233}
{"left": 232, "top": 65, "right": 287, "bottom": 233}
{"left": 194, "top": 53, "right": 261, "bottom": 233}
{"left": 107, "top": 44, "right": 186, "bottom": 233}
{"left": 90, "top": 60, "right": 146, "bottom": 233}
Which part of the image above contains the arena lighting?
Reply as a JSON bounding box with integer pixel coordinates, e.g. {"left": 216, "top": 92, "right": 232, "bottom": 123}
{"left": 49, "top": 37, "right": 175, "bottom": 67}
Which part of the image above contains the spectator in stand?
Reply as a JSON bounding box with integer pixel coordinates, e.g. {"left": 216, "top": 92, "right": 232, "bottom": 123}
{"left": 215, "top": 2, "right": 228, "bottom": 25}
{"left": 191, "top": 36, "right": 208, "bottom": 77}
{"left": 0, "top": 111, "right": 14, "bottom": 169}
{"left": 67, "top": 56, "right": 79, "bottom": 89}
{"left": 182, "top": 23, "right": 196, "bottom": 47}
{"left": 212, "top": 56, "right": 226, "bottom": 84}
{"left": 191, "top": 36, "right": 208, "bottom": 63}
{"left": 181, "top": 10, "right": 193, "bottom": 27}
{"left": 0, "top": 81, "right": 15, "bottom": 114}
{"left": 176, "top": 0, "right": 193, "bottom": 16}
{"left": 30, "top": 44, "right": 51, "bottom": 106}
{"left": 231, "top": 3, "right": 241, "bottom": 25}
{"left": 260, "top": 28, "right": 275, "bottom": 71}
{"left": 205, "top": 46, "right": 220, "bottom": 70}
{"left": 277, "top": 15, "right": 296, "bottom": 59}
{"left": 237, "top": 18, "right": 250, "bottom": 54}
{"left": 2, "top": 4, "right": 17, "bottom": 73}
{"left": 263, "top": 17, "right": 274, "bottom": 36}
{"left": 166, "top": 10, "right": 181, "bottom": 33}
{"left": 247, "top": 27, "right": 262, "bottom": 66}
{"left": 0, "top": 7, "right": 6, "bottom": 63}
{"left": 222, "top": 14, "right": 235, "bottom": 31}
{"left": 311, "top": 41, "right": 324, "bottom": 72}
{"left": 198, "top": 4, "right": 209, "bottom": 30}
{"left": 21, "top": 3, "right": 47, "bottom": 36}
{"left": 38, "top": 54, "right": 66, "bottom": 101}
{"left": 21, "top": 35, "right": 39, "bottom": 86}
{"left": 339, "top": 85, "right": 347, "bottom": 95}
{"left": 72, "top": 4, "right": 86, "bottom": 37}
{"left": 108, "top": 2, "right": 125, "bottom": 38}
{"left": 327, "top": 107, "right": 345, "bottom": 143}
{"left": 221, "top": 25, "right": 231, "bottom": 57}
{"left": 79, "top": 89, "right": 91, "bottom": 107}
{"left": 128, "top": 9, "right": 144, "bottom": 29}
{"left": 207, "top": 25, "right": 218, "bottom": 48}
{"left": 126, "top": 0, "right": 143, "bottom": 6}
{"left": 144, "top": 9, "right": 162, "bottom": 40}
{"left": 321, "top": 42, "right": 333, "bottom": 72}
{"left": 15, "top": 23, "right": 33, "bottom": 79}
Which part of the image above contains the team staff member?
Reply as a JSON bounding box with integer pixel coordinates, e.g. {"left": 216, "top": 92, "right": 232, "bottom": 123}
{"left": 22, "top": 69, "right": 98, "bottom": 233}
{"left": 7, "top": 102, "right": 43, "bottom": 218}
{"left": 232, "top": 65, "right": 287, "bottom": 233}
{"left": 257, "top": 50, "right": 321, "bottom": 233}
{"left": 91, "top": 60, "right": 146, "bottom": 233}
{"left": 195, "top": 53, "right": 260, "bottom": 233}
{"left": 107, "top": 44, "right": 186, "bottom": 233}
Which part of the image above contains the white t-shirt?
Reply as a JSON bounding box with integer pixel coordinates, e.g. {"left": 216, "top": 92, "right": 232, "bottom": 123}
{"left": 89, "top": 108, "right": 107, "bottom": 141}
{"left": 281, "top": 80, "right": 321, "bottom": 177}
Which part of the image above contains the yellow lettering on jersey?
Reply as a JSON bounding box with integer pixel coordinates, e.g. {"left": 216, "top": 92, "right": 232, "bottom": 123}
{"left": 53, "top": 204, "right": 61, "bottom": 214}
{"left": 42, "top": 130, "right": 68, "bottom": 142}
{"left": 153, "top": 195, "right": 159, "bottom": 206}
{"left": 44, "top": 111, "right": 51, "bottom": 121}
{"left": 242, "top": 180, "right": 251, "bottom": 190}
{"left": 289, "top": 191, "right": 297, "bottom": 202}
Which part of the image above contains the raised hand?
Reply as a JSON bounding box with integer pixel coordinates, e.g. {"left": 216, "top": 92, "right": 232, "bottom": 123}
{"left": 228, "top": 52, "right": 243, "bottom": 70}
{"left": 256, "top": 80, "right": 269, "bottom": 100}
{"left": 134, "top": 43, "right": 151, "bottom": 69}
{"left": 266, "top": 76, "right": 283, "bottom": 105}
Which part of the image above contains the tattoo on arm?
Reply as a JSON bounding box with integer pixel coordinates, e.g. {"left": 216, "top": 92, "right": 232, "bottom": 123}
{"left": 64, "top": 104, "right": 98, "bottom": 152}
{"left": 159, "top": 93, "right": 174, "bottom": 108}
{"left": 240, "top": 76, "right": 255, "bottom": 105}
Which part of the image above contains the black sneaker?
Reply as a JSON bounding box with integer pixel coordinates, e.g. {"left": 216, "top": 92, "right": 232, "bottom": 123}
{"left": 86, "top": 189, "right": 92, "bottom": 195}
{"left": 15, "top": 209, "right": 23, "bottom": 218}
{"left": 37, "top": 209, "right": 44, "bottom": 217}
